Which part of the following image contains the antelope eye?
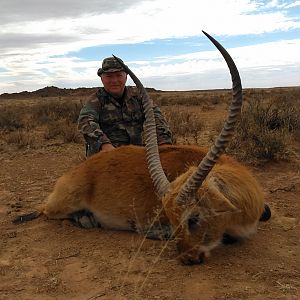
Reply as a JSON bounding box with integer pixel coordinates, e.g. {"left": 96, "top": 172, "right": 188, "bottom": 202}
{"left": 188, "top": 214, "right": 200, "bottom": 231}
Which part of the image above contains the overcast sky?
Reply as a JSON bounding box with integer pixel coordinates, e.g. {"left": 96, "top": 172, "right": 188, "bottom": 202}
{"left": 1, "top": 0, "right": 300, "bottom": 94}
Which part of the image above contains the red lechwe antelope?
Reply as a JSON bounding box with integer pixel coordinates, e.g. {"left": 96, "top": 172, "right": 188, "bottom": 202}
{"left": 14, "top": 31, "right": 270, "bottom": 265}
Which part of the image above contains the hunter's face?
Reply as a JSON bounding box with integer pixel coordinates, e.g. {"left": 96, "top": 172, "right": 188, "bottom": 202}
{"left": 101, "top": 71, "right": 127, "bottom": 98}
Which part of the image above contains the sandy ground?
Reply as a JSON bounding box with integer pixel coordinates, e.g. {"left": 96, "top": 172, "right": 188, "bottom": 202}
{"left": 0, "top": 141, "right": 299, "bottom": 300}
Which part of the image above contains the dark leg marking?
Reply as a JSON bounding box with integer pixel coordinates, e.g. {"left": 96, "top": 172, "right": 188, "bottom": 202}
{"left": 69, "top": 209, "right": 100, "bottom": 229}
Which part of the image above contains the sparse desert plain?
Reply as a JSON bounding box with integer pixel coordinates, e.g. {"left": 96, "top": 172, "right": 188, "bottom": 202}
{"left": 0, "top": 86, "right": 299, "bottom": 300}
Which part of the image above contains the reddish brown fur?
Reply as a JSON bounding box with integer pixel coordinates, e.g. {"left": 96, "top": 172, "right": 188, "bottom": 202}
{"left": 41, "top": 144, "right": 265, "bottom": 264}
{"left": 43, "top": 145, "right": 209, "bottom": 224}
{"left": 162, "top": 162, "right": 264, "bottom": 264}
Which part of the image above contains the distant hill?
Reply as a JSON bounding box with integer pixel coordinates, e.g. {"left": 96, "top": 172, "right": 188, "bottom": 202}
{"left": 0, "top": 86, "right": 159, "bottom": 99}
{"left": 0, "top": 86, "right": 100, "bottom": 99}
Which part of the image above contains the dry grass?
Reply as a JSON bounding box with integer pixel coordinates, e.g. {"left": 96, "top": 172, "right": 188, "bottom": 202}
{"left": 0, "top": 87, "right": 299, "bottom": 165}
{"left": 151, "top": 90, "right": 231, "bottom": 107}
{"left": 43, "top": 119, "right": 82, "bottom": 143}
{"left": 0, "top": 105, "right": 27, "bottom": 130}
{"left": 162, "top": 105, "right": 204, "bottom": 144}
{"left": 0, "top": 99, "right": 83, "bottom": 150}
{"left": 225, "top": 97, "right": 300, "bottom": 164}
{"left": 1, "top": 129, "right": 37, "bottom": 149}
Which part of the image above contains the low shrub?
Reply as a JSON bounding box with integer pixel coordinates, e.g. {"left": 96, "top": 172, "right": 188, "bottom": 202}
{"left": 0, "top": 106, "right": 25, "bottom": 130}
{"left": 44, "top": 119, "right": 82, "bottom": 144}
{"left": 32, "top": 100, "right": 81, "bottom": 125}
{"left": 162, "top": 105, "right": 204, "bottom": 144}
{"left": 3, "top": 129, "right": 36, "bottom": 149}
{"left": 226, "top": 98, "right": 299, "bottom": 164}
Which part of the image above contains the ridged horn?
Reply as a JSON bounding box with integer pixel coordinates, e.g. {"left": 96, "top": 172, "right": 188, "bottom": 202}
{"left": 175, "top": 30, "right": 243, "bottom": 205}
{"left": 112, "top": 55, "right": 170, "bottom": 197}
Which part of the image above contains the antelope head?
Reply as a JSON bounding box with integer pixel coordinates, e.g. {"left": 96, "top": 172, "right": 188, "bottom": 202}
{"left": 114, "top": 31, "right": 243, "bottom": 264}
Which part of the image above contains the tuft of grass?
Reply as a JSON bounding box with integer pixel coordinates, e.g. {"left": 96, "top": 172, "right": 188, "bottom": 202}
{"left": 0, "top": 99, "right": 83, "bottom": 150}
{"left": 44, "top": 119, "right": 82, "bottom": 144}
{"left": 3, "top": 129, "right": 36, "bottom": 149}
{"left": 225, "top": 98, "right": 300, "bottom": 164}
{"left": 60, "top": 123, "right": 83, "bottom": 144}
{"left": 32, "top": 100, "right": 81, "bottom": 125}
{"left": 0, "top": 105, "right": 25, "bottom": 130}
{"left": 44, "top": 120, "right": 66, "bottom": 140}
{"left": 162, "top": 105, "right": 204, "bottom": 144}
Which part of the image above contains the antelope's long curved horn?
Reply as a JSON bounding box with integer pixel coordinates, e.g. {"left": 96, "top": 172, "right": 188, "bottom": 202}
{"left": 113, "top": 55, "right": 170, "bottom": 197}
{"left": 176, "top": 31, "right": 243, "bottom": 205}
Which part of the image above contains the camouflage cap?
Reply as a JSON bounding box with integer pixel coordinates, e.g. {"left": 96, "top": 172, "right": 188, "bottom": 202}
{"left": 97, "top": 57, "right": 126, "bottom": 76}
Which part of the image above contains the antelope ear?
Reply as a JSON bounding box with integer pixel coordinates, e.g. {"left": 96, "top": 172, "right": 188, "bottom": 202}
{"left": 207, "top": 188, "right": 238, "bottom": 215}
{"left": 212, "top": 198, "right": 238, "bottom": 215}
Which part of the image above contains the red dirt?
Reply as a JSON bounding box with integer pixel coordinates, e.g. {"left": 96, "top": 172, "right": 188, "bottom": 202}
{"left": 0, "top": 142, "right": 299, "bottom": 300}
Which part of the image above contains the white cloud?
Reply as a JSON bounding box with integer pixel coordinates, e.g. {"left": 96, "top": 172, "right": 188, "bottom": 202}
{"left": 1, "top": 0, "right": 300, "bottom": 93}
{"left": 264, "top": 0, "right": 285, "bottom": 9}
{"left": 285, "top": 1, "right": 300, "bottom": 9}
{"left": 124, "top": 38, "right": 300, "bottom": 88}
{"left": 2, "top": 0, "right": 299, "bottom": 51}
{"left": 0, "top": 0, "right": 140, "bottom": 24}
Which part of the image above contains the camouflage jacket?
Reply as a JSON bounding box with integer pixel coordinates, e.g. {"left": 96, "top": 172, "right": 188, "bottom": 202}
{"left": 78, "top": 87, "right": 172, "bottom": 151}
